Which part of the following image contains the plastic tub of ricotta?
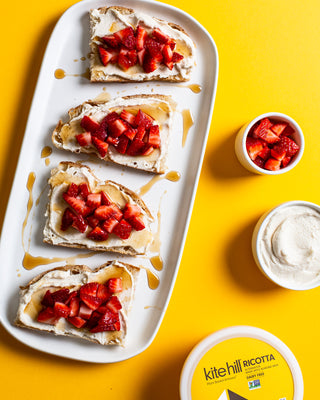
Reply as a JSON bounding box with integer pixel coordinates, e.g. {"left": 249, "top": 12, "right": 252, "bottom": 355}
{"left": 180, "top": 326, "right": 303, "bottom": 400}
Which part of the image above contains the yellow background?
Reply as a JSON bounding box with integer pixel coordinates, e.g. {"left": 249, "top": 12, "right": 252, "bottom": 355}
{"left": 1, "top": 0, "right": 319, "bottom": 398}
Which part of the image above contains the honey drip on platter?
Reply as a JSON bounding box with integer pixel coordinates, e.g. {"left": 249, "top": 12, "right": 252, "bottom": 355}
{"left": 182, "top": 109, "right": 194, "bottom": 147}
{"left": 187, "top": 84, "right": 202, "bottom": 93}
{"left": 22, "top": 172, "right": 36, "bottom": 248}
{"left": 41, "top": 146, "right": 52, "bottom": 158}
{"left": 138, "top": 171, "right": 181, "bottom": 196}
{"left": 150, "top": 255, "right": 163, "bottom": 271}
{"left": 54, "top": 68, "right": 90, "bottom": 80}
{"left": 139, "top": 265, "right": 160, "bottom": 290}
{"left": 23, "top": 251, "right": 96, "bottom": 270}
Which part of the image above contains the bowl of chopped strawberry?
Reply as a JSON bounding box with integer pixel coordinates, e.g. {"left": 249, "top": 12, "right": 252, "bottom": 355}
{"left": 235, "top": 112, "right": 304, "bottom": 174}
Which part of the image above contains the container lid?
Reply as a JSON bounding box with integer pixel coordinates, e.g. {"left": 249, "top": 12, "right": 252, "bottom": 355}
{"left": 180, "top": 326, "right": 303, "bottom": 400}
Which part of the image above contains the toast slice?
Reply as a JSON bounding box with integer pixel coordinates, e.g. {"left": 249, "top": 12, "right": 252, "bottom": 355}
{"left": 43, "top": 162, "right": 153, "bottom": 255}
{"left": 89, "top": 6, "right": 195, "bottom": 82}
{"left": 15, "top": 261, "right": 140, "bottom": 346}
{"left": 52, "top": 94, "right": 174, "bottom": 174}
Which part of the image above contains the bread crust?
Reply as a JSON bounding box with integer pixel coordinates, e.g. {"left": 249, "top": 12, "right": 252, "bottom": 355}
{"left": 52, "top": 94, "right": 173, "bottom": 174}
{"left": 15, "top": 261, "right": 140, "bottom": 346}
{"left": 89, "top": 6, "right": 194, "bottom": 83}
{"left": 43, "top": 162, "right": 153, "bottom": 256}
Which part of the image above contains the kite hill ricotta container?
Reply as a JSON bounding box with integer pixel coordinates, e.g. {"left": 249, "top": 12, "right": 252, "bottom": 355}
{"left": 180, "top": 326, "right": 303, "bottom": 400}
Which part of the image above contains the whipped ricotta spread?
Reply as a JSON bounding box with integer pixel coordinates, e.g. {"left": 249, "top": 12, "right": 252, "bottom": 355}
{"left": 53, "top": 96, "right": 173, "bottom": 173}
{"left": 89, "top": 7, "right": 195, "bottom": 81}
{"left": 16, "top": 262, "right": 136, "bottom": 345}
{"left": 43, "top": 164, "right": 153, "bottom": 255}
{"left": 259, "top": 204, "right": 320, "bottom": 286}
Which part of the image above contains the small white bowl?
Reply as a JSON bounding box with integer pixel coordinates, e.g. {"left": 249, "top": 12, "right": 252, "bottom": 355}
{"left": 252, "top": 201, "right": 320, "bottom": 290}
{"left": 235, "top": 112, "right": 304, "bottom": 174}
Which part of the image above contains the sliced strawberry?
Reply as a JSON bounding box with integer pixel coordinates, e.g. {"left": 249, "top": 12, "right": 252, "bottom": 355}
{"left": 265, "top": 158, "right": 281, "bottom": 171}
{"left": 67, "top": 183, "right": 79, "bottom": 197}
{"left": 67, "top": 316, "right": 86, "bottom": 328}
{"left": 80, "top": 282, "right": 99, "bottom": 297}
{"left": 107, "top": 278, "right": 123, "bottom": 294}
{"left": 86, "top": 193, "right": 101, "bottom": 209}
{"left": 92, "top": 126, "right": 108, "bottom": 141}
{"left": 65, "top": 290, "right": 78, "bottom": 305}
{"left": 90, "top": 317, "right": 119, "bottom": 332}
{"left": 281, "top": 125, "right": 295, "bottom": 137}
{"left": 271, "top": 148, "right": 286, "bottom": 161}
{"left": 137, "top": 48, "right": 146, "bottom": 65}
{"left": 270, "top": 122, "right": 288, "bottom": 136}
{"left": 258, "top": 128, "right": 280, "bottom": 144}
{"left": 61, "top": 207, "right": 76, "bottom": 231}
{"left": 114, "top": 135, "right": 129, "bottom": 154}
{"left": 257, "top": 146, "right": 271, "bottom": 160}
{"left": 80, "top": 115, "right": 100, "bottom": 133}
{"left": 101, "top": 191, "right": 112, "bottom": 205}
{"left": 92, "top": 136, "right": 109, "bottom": 158}
{"left": 152, "top": 28, "right": 170, "bottom": 44}
{"left": 122, "top": 128, "right": 135, "bottom": 141}
{"left": 114, "top": 27, "right": 135, "bottom": 49}
{"left": 148, "top": 125, "right": 161, "bottom": 148}
{"left": 78, "top": 303, "right": 93, "bottom": 319}
{"left": 282, "top": 156, "right": 292, "bottom": 168}
{"left": 87, "top": 226, "right": 109, "bottom": 241}
{"left": 127, "top": 215, "right": 145, "bottom": 231}
{"left": 109, "top": 118, "right": 129, "bottom": 137}
{"left": 107, "top": 136, "right": 120, "bottom": 146}
{"left": 168, "top": 39, "right": 176, "bottom": 50}
{"left": 143, "top": 54, "right": 160, "bottom": 73}
{"left": 86, "top": 215, "right": 100, "bottom": 228}
{"left": 96, "top": 284, "right": 110, "bottom": 302}
{"left": 252, "top": 117, "right": 272, "bottom": 138}
{"left": 118, "top": 48, "right": 137, "bottom": 70}
{"left": 98, "top": 46, "right": 113, "bottom": 66}
{"left": 135, "top": 125, "right": 146, "bottom": 140}
{"left": 63, "top": 193, "right": 91, "bottom": 216}
{"left": 162, "top": 44, "right": 173, "bottom": 63}
{"left": 272, "top": 136, "right": 299, "bottom": 157}
{"left": 37, "top": 307, "right": 58, "bottom": 325}
{"left": 141, "top": 145, "right": 154, "bottom": 155}
{"left": 102, "top": 34, "right": 119, "bottom": 48}
{"left": 68, "top": 297, "right": 80, "bottom": 317}
{"left": 78, "top": 183, "right": 90, "bottom": 200}
{"left": 172, "top": 52, "right": 184, "bottom": 63}
{"left": 136, "top": 25, "right": 148, "bottom": 50}
{"left": 101, "top": 217, "right": 119, "bottom": 233}
{"left": 126, "top": 138, "right": 145, "bottom": 155}
{"left": 165, "top": 60, "right": 174, "bottom": 70}
{"left": 145, "top": 37, "right": 163, "bottom": 57}
{"left": 54, "top": 302, "right": 70, "bottom": 318}
{"left": 134, "top": 110, "right": 154, "bottom": 129}
{"left": 94, "top": 205, "right": 120, "bottom": 221}
{"left": 246, "top": 137, "right": 265, "bottom": 161}
{"left": 101, "top": 112, "right": 119, "bottom": 130}
{"left": 76, "top": 131, "right": 92, "bottom": 147}
{"left": 41, "top": 290, "right": 54, "bottom": 307}
{"left": 51, "top": 288, "right": 70, "bottom": 304}
{"left": 112, "top": 219, "right": 132, "bottom": 239}
{"left": 123, "top": 203, "right": 141, "bottom": 219}
{"left": 120, "top": 109, "right": 136, "bottom": 126}
{"left": 253, "top": 157, "right": 265, "bottom": 169}
{"left": 106, "top": 296, "right": 122, "bottom": 313}
{"left": 72, "top": 214, "right": 88, "bottom": 233}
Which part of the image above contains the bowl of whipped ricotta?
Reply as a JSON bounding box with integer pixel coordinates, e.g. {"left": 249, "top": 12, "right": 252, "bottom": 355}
{"left": 252, "top": 201, "right": 320, "bottom": 290}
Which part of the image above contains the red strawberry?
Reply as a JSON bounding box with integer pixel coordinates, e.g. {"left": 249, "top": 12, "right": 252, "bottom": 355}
{"left": 112, "top": 219, "right": 132, "bottom": 239}
{"left": 102, "top": 34, "right": 119, "bottom": 48}
{"left": 270, "top": 122, "right": 288, "bottom": 136}
{"left": 101, "top": 191, "right": 112, "bottom": 205}
{"left": 271, "top": 148, "right": 286, "bottom": 161}
{"left": 80, "top": 282, "right": 99, "bottom": 297}
{"left": 107, "top": 136, "right": 119, "bottom": 146}
{"left": 148, "top": 125, "right": 161, "bottom": 147}
{"left": 252, "top": 117, "right": 272, "bottom": 138}
{"left": 168, "top": 39, "right": 176, "bottom": 50}
{"left": 134, "top": 110, "right": 154, "bottom": 129}
{"left": 67, "top": 316, "right": 86, "bottom": 328}
{"left": 78, "top": 183, "right": 90, "bottom": 200}
{"left": 107, "top": 278, "right": 123, "bottom": 294}
{"left": 128, "top": 215, "right": 145, "bottom": 231}
{"left": 282, "top": 156, "right": 292, "bottom": 168}
{"left": 41, "top": 290, "right": 54, "bottom": 307}
{"left": 72, "top": 214, "right": 88, "bottom": 233}
{"left": 92, "top": 136, "right": 109, "bottom": 158}
{"left": 96, "top": 284, "right": 110, "bottom": 302}
{"left": 123, "top": 203, "right": 141, "bottom": 219}
{"left": 172, "top": 52, "right": 184, "bottom": 63}
{"left": 145, "top": 37, "right": 163, "bottom": 57}
{"left": 143, "top": 54, "right": 160, "bottom": 73}
{"left": 101, "top": 112, "right": 119, "bottom": 130}
{"left": 135, "top": 125, "right": 146, "bottom": 140}
{"left": 106, "top": 296, "right": 122, "bottom": 313}
{"left": 90, "top": 311, "right": 120, "bottom": 332}
{"left": 123, "top": 127, "right": 137, "bottom": 141}
{"left": 63, "top": 193, "right": 91, "bottom": 216}
{"left": 37, "top": 307, "right": 58, "bottom": 325}
{"left": 120, "top": 109, "right": 136, "bottom": 126}
{"left": 80, "top": 115, "right": 100, "bottom": 133}
{"left": 94, "top": 205, "right": 121, "bottom": 221}
{"left": 87, "top": 226, "right": 109, "bottom": 241}
{"left": 92, "top": 126, "right": 108, "bottom": 141}
{"left": 76, "top": 132, "right": 92, "bottom": 147}
{"left": 67, "top": 183, "right": 79, "bottom": 197}
{"left": 246, "top": 137, "right": 265, "bottom": 161}
{"left": 126, "top": 138, "right": 145, "bottom": 155}
{"left": 51, "top": 288, "right": 70, "bottom": 304}
{"left": 152, "top": 28, "right": 170, "bottom": 44}
{"left": 78, "top": 303, "right": 93, "bottom": 319}
{"left": 98, "top": 46, "right": 113, "bottom": 66}
{"left": 114, "top": 27, "right": 135, "bottom": 48}
{"left": 265, "top": 158, "right": 281, "bottom": 171}
{"left": 68, "top": 297, "right": 80, "bottom": 317}
{"left": 118, "top": 48, "right": 137, "bottom": 70}
{"left": 54, "top": 302, "right": 70, "bottom": 318}
{"left": 257, "top": 146, "right": 271, "bottom": 160}
{"left": 61, "top": 207, "right": 76, "bottom": 231}
{"left": 136, "top": 25, "right": 148, "bottom": 50}
{"left": 137, "top": 48, "right": 146, "bottom": 65}
{"left": 86, "top": 215, "right": 100, "bottom": 228}
{"left": 101, "top": 217, "right": 119, "bottom": 233}
{"left": 108, "top": 118, "right": 129, "bottom": 137}
{"left": 141, "top": 145, "right": 154, "bottom": 155}
{"left": 162, "top": 44, "right": 173, "bottom": 63}
{"left": 86, "top": 193, "right": 101, "bottom": 209}
{"left": 257, "top": 129, "right": 280, "bottom": 144}
{"left": 272, "top": 136, "right": 299, "bottom": 157}
{"left": 253, "top": 157, "right": 265, "bottom": 169}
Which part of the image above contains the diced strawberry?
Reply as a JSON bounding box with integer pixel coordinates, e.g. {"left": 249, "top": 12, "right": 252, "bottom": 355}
{"left": 257, "top": 146, "right": 271, "bottom": 160}
{"left": 123, "top": 203, "right": 141, "bottom": 219}
{"left": 78, "top": 303, "right": 93, "bottom": 319}
{"left": 94, "top": 205, "right": 120, "bottom": 221}
{"left": 87, "top": 226, "right": 109, "bottom": 241}
{"left": 272, "top": 136, "right": 299, "bottom": 157}
{"left": 134, "top": 110, "right": 154, "bottom": 129}
{"left": 148, "top": 125, "right": 161, "bottom": 148}
{"left": 86, "top": 215, "right": 100, "bottom": 228}
{"left": 118, "top": 48, "right": 137, "bottom": 70}
{"left": 68, "top": 297, "right": 80, "bottom": 317}
{"left": 271, "top": 148, "right": 286, "bottom": 161}
{"left": 92, "top": 136, "right": 109, "bottom": 158}
{"left": 66, "top": 183, "right": 78, "bottom": 197}
{"left": 141, "top": 145, "right": 154, "bottom": 155}
{"left": 108, "top": 118, "right": 129, "bottom": 137}
{"left": 135, "top": 125, "right": 146, "bottom": 140}
{"left": 100, "top": 191, "right": 112, "bottom": 205}
{"left": 90, "top": 317, "right": 119, "bottom": 332}
{"left": 76, "top": 132, "right": 92, "bottom": 147}
{"left": 101, "top": 217, "right": 119, "bottom": 233}
{"left": 63, "top": 193, "right": 91, "bottom": 216}
{"left": 168, "top": 39, "right": 176, "bottom": 50}
{"left": 37, "top": 307, "right": 58, "bottom": 325}
{"left": 252, "top": 117, "right": 272, "bottom": 138}
{"left": 162, "top": 44, "right": 173, "bottom": 62}
{"left": 107, "top": 278, "right": 123, "bottom": 294}
{"left": 96, "top": 284, "right": 110, "bottom": 302}
{"left": 172, "top": 52, "right": 184, "bottom": 63}
{"left": 106, "top": 136, "right": 119, "bottom": 146}
{"left": 246, "top": 137, "right": 265, "bottom": 161}
{"left": 137, "top": 48, "right": 146, "bottom": 65}
{"left": 152, "top": 28, "right": 170, "bottom": 44}
{"left": 281, "top": 125, "right": 295, "bottom": 137}
{"left": 81, "top": 294, "right": 102, "bottom": 311}
{"left": 136, "top": 25, "right": 148, "bottom": 50}
{"left": 102, "top": 34, "right": 119, "bottom": 48}
{"left": 282, "top": 156, "right": 292, "bottom": 168}
{"left": 65, "top": 290, "right": 78, "bottom": 305}
{"left": 51, "top": 288, "right": 70, "bottom": 304}
{"left": 123, "top": 127, "right": 136, "bottom": 141}
{"left": 127, "top": 215, "right": 145, "bottom": 231}
{"left": 106, "top": 296, "right": 122, "bottom": 313}
{"left": 80, "top": 115, "right": 100, "bottom": 133}
{"left": 72, "top": 214, "right": 88, "bottom": 233}
{"left": 112, "top": 219, "right": 132, "bottom": 239}
{"left": 253, "top": 157, "right": 265, "bottom": 169}
{"left": 165, "top": 60, "right": 174, "bottom": 70}
{"left": 270, "top": 122, "right": 288, "bottom": 136}
{"left": 264, "top": 158, "right": 281, "bottom": 171}
{"left": 114, "top": 27, "right": 135, "bottom": 48}
{"left": 258, "top": 128, "right": 281, "bottom": 144}
{"left": 86, "top": 193, "right": 101, "bottom": 209}
{"left": 67, "top": 316, "right": 86, "bottom": 328}
{"left": 145, "top": 37, "right": 163, "bottom": 57}
{"left": 101, "top": 112, "right": 119, "bottom": 130}
{"left": 80, "top": 282, "right": 99, "bottom": 297}
{"left": 120, "top": 109, "right": 136, "bottom": 126}
{"left": 126, "top": 138, "right": 145, "bottom": 155}
{"left": 78, "top": 183, "right": 90, "bottom": 200}
{"left": 98, "top": 46, "right": 113, "bottom": 66}
{"left": 143, "top": 54, "right": 160, "bottom": 73}
{"left": 41, "top": 290, "right": 54, "bottom": 307}
{"left": 54, "top": 302, "right": 70, "bottom": 318}
{"left": 61, "top": 207, "right": 76, "bottom": 231}
{"left": 92, "top": 126, "right": 108, "bottom": 141}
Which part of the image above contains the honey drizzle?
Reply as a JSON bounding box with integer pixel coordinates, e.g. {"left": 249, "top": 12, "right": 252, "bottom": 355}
{"left": 182, "top": 109, "right": 194, "bottom": 147}
{"left": 22, "top": 251, "right": 96, "bottom": 270}
{"left": 139, "top": 265, "right": 160, "bottom": 290}
{"left": 54, "top": 68, "right": 90, "bottom": 80}
{"left": 22, "top": 172, "right": 36, "bottom": 250}
{"left": 41, "top": 146, "right": 52, "bottom": 158}
{"left": 150, "top": 255, "right": 163, "bottom": 271}
{"left": 138, "top": 171, "right": 180, "bottom": 196}
{"left": 186, "top": 84, "right": 202, "bottom": 93}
